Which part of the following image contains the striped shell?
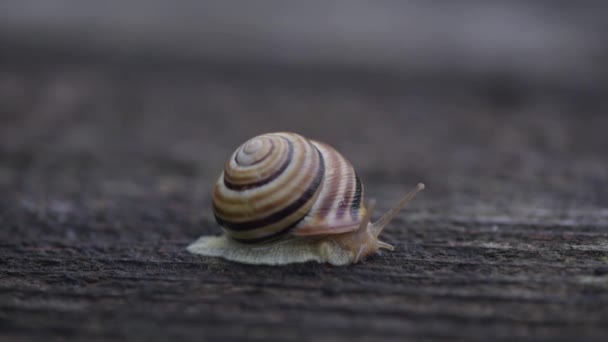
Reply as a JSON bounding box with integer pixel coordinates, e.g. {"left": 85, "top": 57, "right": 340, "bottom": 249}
{"left": 212, "top": 132, "right": 366, "bottom": 243}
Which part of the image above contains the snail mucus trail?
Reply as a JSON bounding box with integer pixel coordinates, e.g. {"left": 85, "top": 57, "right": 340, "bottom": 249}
{"left": 187, "top": 132, "right": 425, "bottom": 266}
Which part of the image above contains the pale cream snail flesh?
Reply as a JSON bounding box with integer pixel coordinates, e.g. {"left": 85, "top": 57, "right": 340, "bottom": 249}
{"left": 187, "top": 132, "right": 425, "bottom": 266}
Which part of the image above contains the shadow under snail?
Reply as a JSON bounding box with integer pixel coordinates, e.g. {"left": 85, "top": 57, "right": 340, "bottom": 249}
{"left": 187, "top": 132, "right": 425, "bottom": 266}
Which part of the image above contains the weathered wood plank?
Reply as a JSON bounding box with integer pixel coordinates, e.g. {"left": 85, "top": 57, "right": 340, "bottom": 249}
{"left": 1, "top": 56, "right": 608, "bottom": 341}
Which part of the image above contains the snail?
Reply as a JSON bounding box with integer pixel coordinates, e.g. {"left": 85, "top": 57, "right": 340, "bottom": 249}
{"left": 187, "top": 132, "right": 425, "bottom": 266}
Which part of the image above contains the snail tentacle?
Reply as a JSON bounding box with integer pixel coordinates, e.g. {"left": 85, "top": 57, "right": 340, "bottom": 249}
{"left": 371, "top": 183, "right": 425, "bottom": 238}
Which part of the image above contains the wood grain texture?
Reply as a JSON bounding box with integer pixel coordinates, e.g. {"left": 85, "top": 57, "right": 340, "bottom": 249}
{"left": 1, "top": 55, "right": 608, "bottom": 341}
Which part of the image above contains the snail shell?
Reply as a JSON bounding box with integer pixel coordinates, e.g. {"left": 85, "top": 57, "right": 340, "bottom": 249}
{"left": 187, "top": 132, "right": 424, "bottom": 266}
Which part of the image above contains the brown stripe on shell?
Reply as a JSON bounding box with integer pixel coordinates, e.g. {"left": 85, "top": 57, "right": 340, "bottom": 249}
{"left": 212, "top": 134, "right": 315, "bottom": 216}
{"left": 223, "top": 136, "right": 289, "bottom": 186}
{"left": 212, "top": 133, "right": 327, "bottom": 242}
{"left": 215, "top": 139, "right": 324, "bottom": 230}
{"left": 217, "top": 147, "right": 325, "bottom": 237}
{"left": 289, "top": 141, "right": 365, "bottom": 237}
{"left": 223, "top": 137, "right": 292, "bottom": 190}
{"left": 350, "top": 174, "right": 363, "bottom": 222}
{"left": 213, "top": 135, "right": 301, "bottom": 206}
{"left": 335, "top": 153, "right": 355, "bottom": 220}
{"left": 316, "top": 143, "right": 343, "bottom": 219}
{"left": 233, "top": 137, "right": 275, "bottom": 166}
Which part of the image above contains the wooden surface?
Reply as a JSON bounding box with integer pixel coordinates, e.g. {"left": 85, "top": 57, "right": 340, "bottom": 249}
{"left": 1, "top": 54, "right": 608, "bottom": 341}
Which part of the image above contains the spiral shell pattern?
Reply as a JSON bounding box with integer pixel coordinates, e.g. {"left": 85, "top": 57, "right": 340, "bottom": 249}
{"left": 212, "top": 132, "right": 366, "bottom": 243}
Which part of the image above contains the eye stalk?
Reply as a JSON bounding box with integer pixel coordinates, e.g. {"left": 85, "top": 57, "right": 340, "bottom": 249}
{"left": 372, "top": 183, "right": 425, "bottom": 238}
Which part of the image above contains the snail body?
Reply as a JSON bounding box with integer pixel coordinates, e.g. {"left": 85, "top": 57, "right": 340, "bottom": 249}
{"left": 187, "top": 132, "right": 424, "bottom": 266}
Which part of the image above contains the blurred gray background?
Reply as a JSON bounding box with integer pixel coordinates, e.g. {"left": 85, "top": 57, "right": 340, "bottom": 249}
{"left": 1, "top": 0, "right": 607, "bottom": 89}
